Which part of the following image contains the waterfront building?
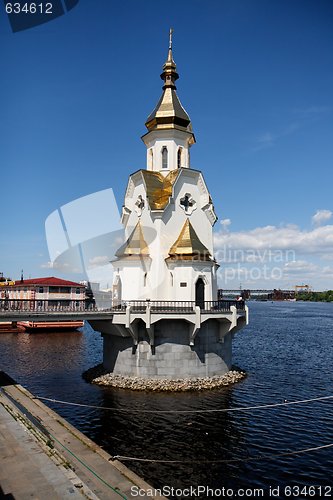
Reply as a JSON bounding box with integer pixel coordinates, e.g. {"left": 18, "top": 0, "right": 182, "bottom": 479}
{"left": 0, "top": 276, "right": 86, "bottom": 331}
{"left": 89, "top": 33, "right": 249, "bottom": 378}
{"left": 1, "top": 276, "right": 86, "bottom": 310}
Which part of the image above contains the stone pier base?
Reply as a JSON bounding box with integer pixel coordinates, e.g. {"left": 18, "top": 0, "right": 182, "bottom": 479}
{"left": 102, "top": 319, "right": 233, "bottom": 379}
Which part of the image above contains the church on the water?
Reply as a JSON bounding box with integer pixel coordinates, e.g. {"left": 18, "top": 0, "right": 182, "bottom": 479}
{"left": 89, "top": 31, "right": 248, "bottom": 379}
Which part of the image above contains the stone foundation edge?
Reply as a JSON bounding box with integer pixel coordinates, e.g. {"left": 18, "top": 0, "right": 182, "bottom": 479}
{"left": 83, "top": 363, "right": 247, "bottom": 392}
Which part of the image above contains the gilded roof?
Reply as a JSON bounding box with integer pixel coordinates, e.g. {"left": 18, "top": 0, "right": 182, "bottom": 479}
{"left": 115, "top": 222, "right": 149, "bottom": 257}
{"left": 141, "top": 169, "right": 179, "bottom": 210}
{"left": 145, "top": 43, "right": 193, "bottom": 134}
{"left": 145, "top": 88, "right": 192, "bottom": 132}
{"left": 168, "top": 219, "right": 212, "bottom": 260}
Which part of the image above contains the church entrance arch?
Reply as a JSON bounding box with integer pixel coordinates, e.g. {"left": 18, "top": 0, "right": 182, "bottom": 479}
{"left": 195, "top": 277, "right": 205, "bottom": 309}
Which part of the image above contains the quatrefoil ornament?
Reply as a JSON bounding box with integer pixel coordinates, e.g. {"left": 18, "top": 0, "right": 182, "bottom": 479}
{"left": 180, "top": 193, "right": 196, "bottom": 215}
{"left": 134, "top": 195, "right": 145, "bottom": 216}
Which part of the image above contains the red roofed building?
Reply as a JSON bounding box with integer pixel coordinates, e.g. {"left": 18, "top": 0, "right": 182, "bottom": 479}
{"left": 1, "top": 276, "right": 86, "bottom": 310}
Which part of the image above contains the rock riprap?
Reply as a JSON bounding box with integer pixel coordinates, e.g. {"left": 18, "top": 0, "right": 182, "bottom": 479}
{"left": 83, "top": 365, "right": 246, "bottom": 392}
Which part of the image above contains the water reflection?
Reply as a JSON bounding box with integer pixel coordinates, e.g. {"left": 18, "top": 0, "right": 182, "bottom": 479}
{"left": 89, "top": 385, "right": 249, "bottom": 489}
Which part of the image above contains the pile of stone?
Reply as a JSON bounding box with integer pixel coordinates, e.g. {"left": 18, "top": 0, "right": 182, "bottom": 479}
{"left": 83, "top": 365, "right": 246, "bottom": 392}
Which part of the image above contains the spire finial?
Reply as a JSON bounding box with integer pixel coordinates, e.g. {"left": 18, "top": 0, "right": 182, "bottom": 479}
{"left": 169, "top": 28, "right": 173, "bottom": 50}
{"left": 161, "top": 28, "right": 178, "bottom": 89}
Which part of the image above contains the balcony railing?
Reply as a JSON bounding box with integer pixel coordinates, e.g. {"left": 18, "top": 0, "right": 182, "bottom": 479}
{"left": 0, "top": 299, "right": 245, "bottom": 314}
{"left": 0, "top": 299, "right": 87, "bottom": 312}
{"left": 201, "top": 300, "right": 245, "bottom": 312}
{"left": 100, "top": 299, "right": 245, "bottom": 314}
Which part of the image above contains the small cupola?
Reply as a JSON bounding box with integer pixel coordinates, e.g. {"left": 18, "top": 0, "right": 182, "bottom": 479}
{"left": 142, "top": 29, "right": 195, "bottom": 173}
{"left": 144, "top": 29, "right": 193, "bottom": 134}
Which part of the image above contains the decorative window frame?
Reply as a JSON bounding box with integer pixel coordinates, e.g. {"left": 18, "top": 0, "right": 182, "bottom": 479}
{"left": 180, "top": 192, "right": 197, "bottom": 215}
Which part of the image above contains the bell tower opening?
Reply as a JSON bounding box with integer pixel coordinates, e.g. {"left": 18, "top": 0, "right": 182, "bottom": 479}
{"left": 177, "top": 147, "right": 182, "bottom": 168}
{"left": 162, "top": 146, "right": 168, "bottom": 169}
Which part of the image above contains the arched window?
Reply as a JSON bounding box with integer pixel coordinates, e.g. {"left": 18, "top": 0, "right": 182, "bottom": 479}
{"left": 149, "top": 148, "right": 153, "bottom": 169}
{"left": 177, "top": 147, "right": 182, "bottom": 168}
{"left": 143, "top": 272, "right": 147, "bottom": 287}
{"left": 162, "top": 146, "right": 168, "bottom": 169}
{"left": 170, "top": 272, "right": 174, "bottom": 286}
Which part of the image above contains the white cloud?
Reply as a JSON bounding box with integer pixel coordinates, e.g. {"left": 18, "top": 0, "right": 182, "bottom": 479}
{"left": 41, "top": 261, "right": 53, "bottom": 269}
{"left": 253, "top": 105, "right": 330, "bottom": 153}
{"left": 40, "top": 261, "right": 81, "bottom": 273}
{"left": 284, "top": 260, "right": 318, "bottom": 274}
{"left": 87, "top": 255, "right": 110, "bottom": 269}
{"left": 214, "top": 220, "right": 333, "bottom": 290}
{"left": 253, "top": 132, "right": 275, "bottom": 151}
{"left": 253, "top": 122, "right": 300, "bottom": 151}
{"left": 322, "top": 266, "right": 333, "bottom": 278}
{"left": 320, "top": 253, "right": 333, "bottom": 261}
{"left": 214, "top": 223, "right": 333, "bottom": 257}
{"left": 220, "top": 218, "right": 231, "bottom": 230}
{"left": 312, "top": 209, "right": 332, "bottom": 227}
{"left": 257, "top": 132, "right": 275, "bottom": 145}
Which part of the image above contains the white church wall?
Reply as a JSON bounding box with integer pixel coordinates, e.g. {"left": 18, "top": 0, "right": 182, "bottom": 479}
{"left": 171, "top": 266, "right": 214, "bottom": 301}
{"left": 117, "top": 264, "right": 148, "bottom": 301}
{"left": 143, "top": 129, "right": 192, "bottom": 172}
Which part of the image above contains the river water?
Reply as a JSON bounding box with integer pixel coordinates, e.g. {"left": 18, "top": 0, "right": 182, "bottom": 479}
{"left": 0, "top": 301, "right": 332, "bottom": 497}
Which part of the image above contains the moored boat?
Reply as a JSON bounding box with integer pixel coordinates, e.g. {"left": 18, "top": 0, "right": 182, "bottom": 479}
{"left": 0, "top": 322, "right": 26, "bottom": 333}
{"left": 17, "top": 320, "right": 84, "bottom": 332}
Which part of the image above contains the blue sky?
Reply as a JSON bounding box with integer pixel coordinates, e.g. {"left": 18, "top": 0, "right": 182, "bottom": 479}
{"left": 1, "top": 0, "right": 333, "bottom": 290}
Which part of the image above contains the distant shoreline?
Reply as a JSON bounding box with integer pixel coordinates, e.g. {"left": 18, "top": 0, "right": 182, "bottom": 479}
{"left": 296, "top": 291, "right": 333, "bottom": 303}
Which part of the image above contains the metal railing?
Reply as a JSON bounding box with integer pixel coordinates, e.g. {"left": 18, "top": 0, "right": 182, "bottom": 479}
{"left": 200, "top": 300, "right": 245, "bottom": 313}
{"left": 0, "top": 299, "right": 245, "bottom": 315}
{"left": 110, "top": 300, "right": 244, "bottom": 313}
{"left": 128, "top": 300, "right": 196, "bottom": 313}
{"left": 0, "top": 299, "right": 88, "bottom": 312}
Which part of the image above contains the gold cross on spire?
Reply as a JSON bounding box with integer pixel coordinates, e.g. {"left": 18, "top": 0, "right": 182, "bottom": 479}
{"left": 169, "top": 28, "right": 174, "bottom": 50}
